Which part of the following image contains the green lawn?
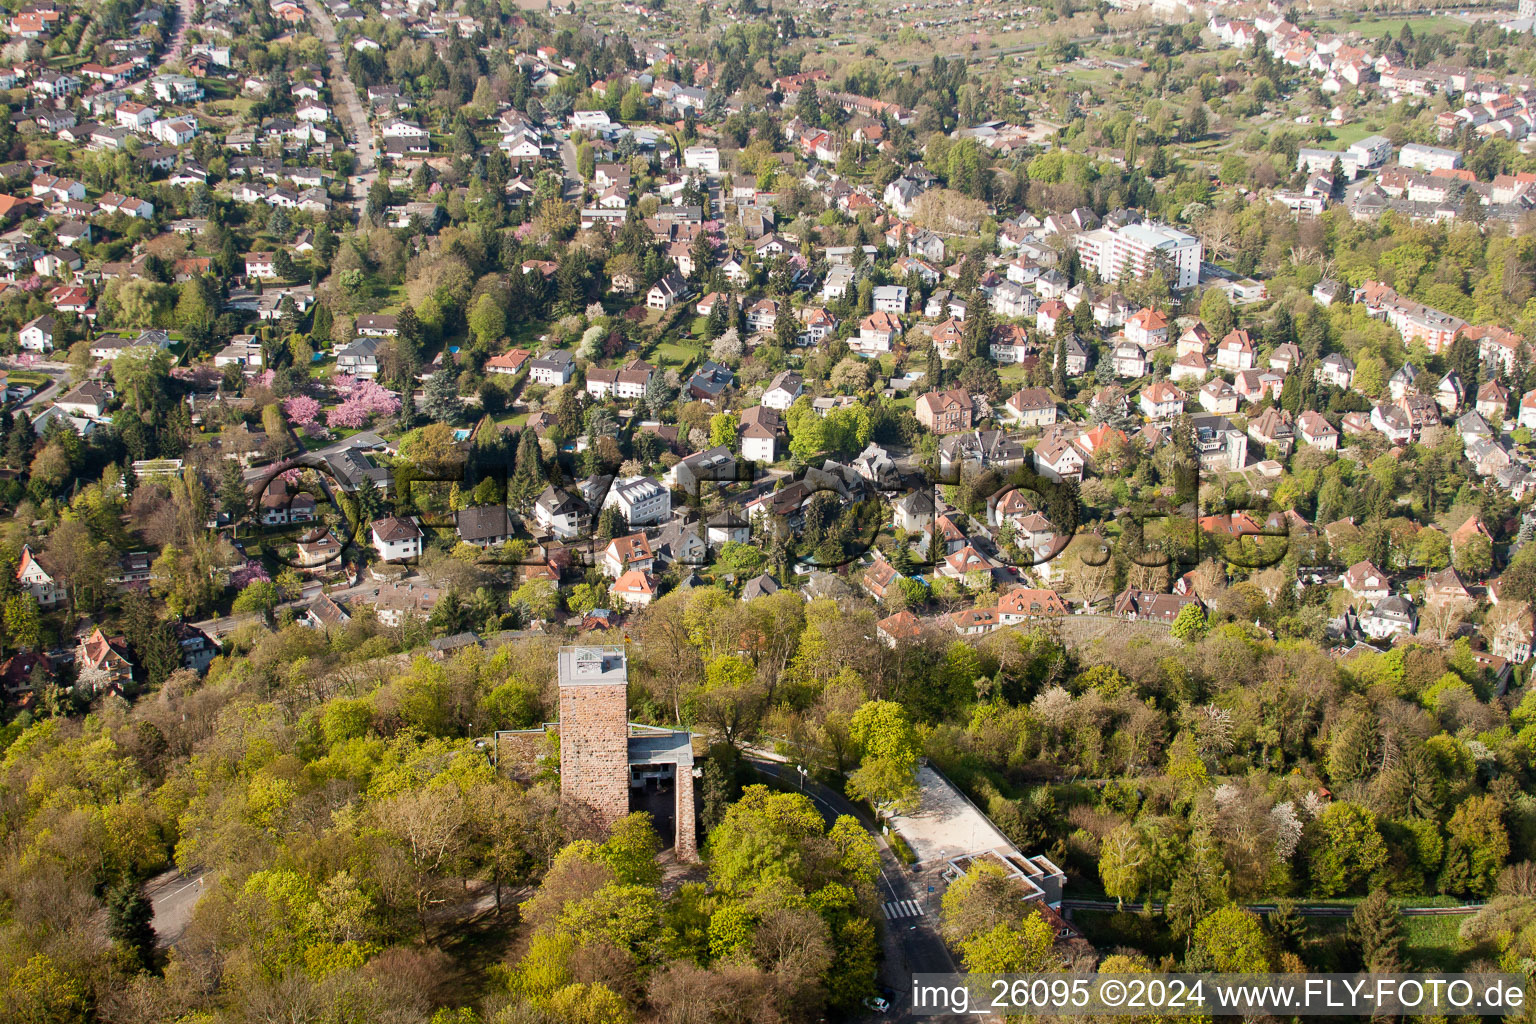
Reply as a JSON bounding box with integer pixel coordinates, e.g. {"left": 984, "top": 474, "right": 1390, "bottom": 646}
{"left": 1313, "top": 14, "right": 1459, "bottom": 37}
{"left": 652, "top": 339, "right": 703, "bottom": 369}
{"left": 1325, "top": 123, "right": 1387, "bottom": 147}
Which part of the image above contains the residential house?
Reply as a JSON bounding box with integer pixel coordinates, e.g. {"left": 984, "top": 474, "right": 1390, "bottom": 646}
{"left": 762, "top": 370, "right": 803, "bottom": 411}
{"left": 1125, "top": 308, "right": 1171, "bottom": 348}
{"left": 739, "top": 406, "right": 785, "bottom": 463}
{"left": 1006, "top": 387, "right": 1057, "bottom": 427}
{"left": 1342, "top": 560, "right": 1391, "bottom": 605}
{"left": 1198, "top": 378, "right": 1240, "bottom": 415}
{"left": 602, "top": 476, "right": 671, "bottom": 528}
{"left": 612, "top": 569, "right": 659, "bottom": 609}
{"left": 528, "top": 350, "right": 575, "bottom": 385}
{"left": 16, "top": 545, "right": 63, "bottom": 607}
{"left": 454, "top": 505, "right": 515, "bottom": 548}
{"left": 602, "top": 533, "right": 654, "bottom": 579}
{"left": 1215, "top": 329, "right": 1257, "bottom": 370}
{"left": 915, "top": 388, "right": 975, "bottom": 434}
{"left": 1034, "top": 432, "right": 1085, "bottom": 483}
{"left": 76, "top": 627, "right": 133, "bottom": 693}
{"left": 1139, "top": 381, "right": 1186, "bottom": 419}
{"left": 1298, "top": 410, "right": 1339, "bottom": 450}
{"left": 855, "top": 311, "right": 901, "bottom": 354}
{"left": 18, "top": 313, "right": 53, "bottom": 351}
{"left": 372, "top": 516, "right": 422, "bottom": 562}
{"left": 534, "top": 485, "right": 590, "bottom": 541}
{"left": 1113, "top": 589, "right": 1203, "bottom": 622}
{"left": 997, "top": 588, "right": 1069, "bottom": 623}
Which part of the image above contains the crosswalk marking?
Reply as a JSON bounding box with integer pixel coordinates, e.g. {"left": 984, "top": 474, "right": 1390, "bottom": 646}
{"left": 882, "top": 899, "right": 924, "bottom": 920}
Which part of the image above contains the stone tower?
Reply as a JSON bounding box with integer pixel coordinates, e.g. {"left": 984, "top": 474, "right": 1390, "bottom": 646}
{"left": 557, "top": 645, "right": 631, "bottom": 827}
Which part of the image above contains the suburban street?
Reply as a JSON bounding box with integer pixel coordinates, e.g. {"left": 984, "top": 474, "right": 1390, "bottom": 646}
{"left": 156, "top": 0, "right": 194, "bottom": 73}
{"left": 558, "top": 136, "right": 582, "bottom": 201}
{"left": 744, "top": 752, "right": 963, "bottom": 1023}
{"left": 0, "top": 357, "right": 68, "bottom": 413}
{"left": 301, "top": 0, "right": 375, "bottom": 173}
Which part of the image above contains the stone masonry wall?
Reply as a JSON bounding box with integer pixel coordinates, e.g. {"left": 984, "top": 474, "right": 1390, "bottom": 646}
{"left": 674, "top": 769, "right": 698, "bottom": 861}
{"left": 558, "top": 681, "right": 629, "bottom": 827}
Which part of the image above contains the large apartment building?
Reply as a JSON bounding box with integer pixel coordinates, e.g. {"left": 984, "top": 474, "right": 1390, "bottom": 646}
{"left": 1073, "top": 222, "right": 1203, "bottom": 291}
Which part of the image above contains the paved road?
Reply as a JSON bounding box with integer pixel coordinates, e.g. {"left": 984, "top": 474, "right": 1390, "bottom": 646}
{"left": 0, "top": 360, "right": 67, "bottom": 412}
{"left": 155, "top": 0, "right": 193, "bottom": 73}
{"left": 146, "top": 867, "right": 206, "bottom": 948}
{"left": 19, "top": 376, "right": 61, "bottom": 412}
{"left": 558, "top": 137, "right": 582, "bottom": 201}
{"left": 302, "top": 0, "right": 375, "bottom": 172}
{"left": 744, "top": 753, "right": 964, "bottom": 1022}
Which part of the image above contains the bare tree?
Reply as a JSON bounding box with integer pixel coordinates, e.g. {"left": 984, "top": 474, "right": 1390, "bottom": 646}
{"left": 373, "top": 787, "right": 471, "bottom": 939}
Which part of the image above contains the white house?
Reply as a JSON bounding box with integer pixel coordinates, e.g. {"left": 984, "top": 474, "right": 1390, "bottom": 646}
{"left": 602, "top": 475, "right": 671, "bottom": 528}
{"left": 527, "top": 349, "right": 574, "bottom": 385}
{"left": 872, "top": 285, "right": 909, "bottom": 314}
{"left": 371, "top": 516, "right": 422, "bottom": 562}
{"left": 534, "top": 485, "right": 588, "bottom": 540}
{"left": 682, "top": 145, "right": 720, "bottom": 174}
{"left": 19, "top": 314, "right": 54, "bottom": 352}
{"left": 762, "top": 370, "right": 803, "bottom": 410}
{"left": 1033, "top": 433, "right": 1084, "bottom": 482}
{"left": 16, "top": 545, "right": 64, "bottom": 608}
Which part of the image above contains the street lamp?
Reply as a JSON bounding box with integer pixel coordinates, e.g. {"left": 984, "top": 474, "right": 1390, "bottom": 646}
{"left": 796, "top": 764, "right": 808, "bottom": 790}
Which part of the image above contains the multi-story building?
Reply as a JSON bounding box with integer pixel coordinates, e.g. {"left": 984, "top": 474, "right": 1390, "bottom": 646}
{"left": 1399, "top": 143, "right": 1463, "bottom": 172}
{"left": 1073, "top": 222, "right": 1202, "bottom": 291}
{"left": 602, "top": 476, "right": 671, "bottom": 528}
{"left": 916, "top": 388, "right": 975, "bottom": 434}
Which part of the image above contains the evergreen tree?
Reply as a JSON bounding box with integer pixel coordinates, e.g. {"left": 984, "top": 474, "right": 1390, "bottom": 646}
{"left": 423, "top": 365, "right": 464, "bottom": 424}
{"left": 964, "top": 294, "right": 993, "bottom": 361}
{"left": 219, "top": 460, "right": 249, "bottom": 523}
{"left": 706, "top": 298, "right": 727, "bottom": 340}
{"left": 1266, "top": 898, "right": 1308, "bottom": 953}
{"left": 774, "top": 306, "right": 798, "bottom": 349}
{"left": 120, "top": 591, "right": 179, "bottom": 688}
{"left": 690, "top": 231, "right": 713, "bottom": 280}
{"left": 397, "top": 304, "right": 422, "bottom": 356}
{"left": 107, "top": 881, "right": 156, "bottom": 969}
{"left": 1073, "top": 298, "right": 1095, "bottom": 338}
{"left": 795, "top": 80, "right": 823, "bottom": 126}
{"left": 1053, "top": 335, "right": 1068, "bottom": 395}
{"left": 6, "top": 410, "right": 34, "bottom": 467}
{"left": 310, "top": 301, "right": 333, "bottom": 347}
{"left": 508, "top": 429, "right": 545, "bottom": 512}
{"left": 1299, "top": 305, "right": 1328, "bottom": 358}
{"left": 596, "top": 504, "right": 626, "bottom": 541}
{"left": 1347, "top": 890, "right": 1405, "bottom": 972}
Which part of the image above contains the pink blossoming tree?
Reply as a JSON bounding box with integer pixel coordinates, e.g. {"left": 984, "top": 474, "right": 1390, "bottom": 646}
{"left": 327, "top": 380, "right": 400, "bottom": 429}
{"left": 283, "top": 395, "right": 321, "bottom": 426}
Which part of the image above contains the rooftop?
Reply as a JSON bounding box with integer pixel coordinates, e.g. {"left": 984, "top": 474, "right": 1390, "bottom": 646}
{"left": 557, "top": 644, "right": 627, "bottom": 685}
